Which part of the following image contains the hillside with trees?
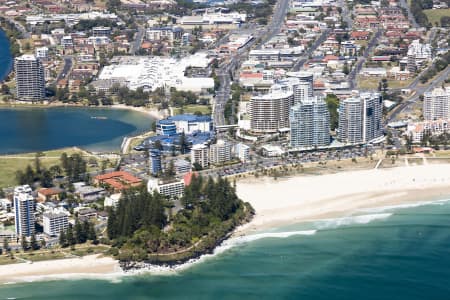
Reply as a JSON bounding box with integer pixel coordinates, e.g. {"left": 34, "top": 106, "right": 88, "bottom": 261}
{"left": 106, "top": 176, "right": 253, "bottom": 265}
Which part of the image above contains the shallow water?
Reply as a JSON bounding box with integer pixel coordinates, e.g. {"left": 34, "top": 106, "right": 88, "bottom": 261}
{"left": 2, "top": 197, "right": 450, "bottom": 299}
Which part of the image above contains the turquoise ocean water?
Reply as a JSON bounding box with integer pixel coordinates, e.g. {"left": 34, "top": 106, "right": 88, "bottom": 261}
{"left": 1, "top": 198, "right": 450, "bottom": 299}
{"left": 0, "top": 107, "right": 153, "bottom": 154}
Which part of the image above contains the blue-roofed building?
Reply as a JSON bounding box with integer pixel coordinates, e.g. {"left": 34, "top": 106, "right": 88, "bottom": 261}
{"left": 163, "top": 114, "right": 213, "bottom": 134}
{"left": 156, "top": 119, "right": 178, "bottom": 136}
{"left": 135, "top": 131, "right": 214, "bottom": 154}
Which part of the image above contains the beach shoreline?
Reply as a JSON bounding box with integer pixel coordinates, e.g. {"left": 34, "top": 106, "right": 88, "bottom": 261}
{"left": 3, "top": 163, "right": 450, "bottom": 283}
{"left": 0, "top": 101, "right": 167, "bottom": 121}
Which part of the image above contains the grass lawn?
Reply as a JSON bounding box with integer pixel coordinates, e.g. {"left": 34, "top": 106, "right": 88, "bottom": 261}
{"left": 358, "top": 77, "right": 414, "bottom": 90}
{"left": 5, "top": 244, "right": 111, "bottom": 264}
{"left": 424, "top": 9, "right": 450, "bottom": 26}
{"left": 172, "top": 105, "right": 211, "bottom": 116}
{"left": 0, "top": 147, "right": 114, "bottom": 188}
{"left": 357, "top": 76, "right": 379, "bottom": 90}
{"left": 387, "top": 78, "right": 414, "bottom": 89}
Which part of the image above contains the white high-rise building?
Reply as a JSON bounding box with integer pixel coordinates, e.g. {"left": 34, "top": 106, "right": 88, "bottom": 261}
{"left": 35, "top": 47, "right": 49, "bottom": 59}
{"left": 423, "top": 87, "right": 450, "bottom": 121}
{"left": 250, "top": 85, "right": 294, "bottom": 134}
{"left": 43, "top": 210, "right": 69, "bottom": 236}
{"left": 15, "top": 54, "right": 46, "bottom": 101}
{"left": 407, "top": 40, "right": 432, "bottom": 72}
{"left": 338, "top": 92, "right": 383, "bottom": 144}
{"left": 290, "top": 96, "right": 330, "bottom": 148}
{"left": 14, "top": 185, "right": 35, "bottom": 237}
{"left": 235, "top": 143, "right": 250, "bottom": 162}
{"left": 191, "top": 144, "right": 209, "bottom": 169}
{"left": 209, "top": 140, "right": 233, "bottom": 165}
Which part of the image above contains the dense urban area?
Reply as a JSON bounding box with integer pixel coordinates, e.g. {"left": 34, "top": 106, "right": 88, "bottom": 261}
{"left": 0, "top": 0, "right": 449, "bottom": 264}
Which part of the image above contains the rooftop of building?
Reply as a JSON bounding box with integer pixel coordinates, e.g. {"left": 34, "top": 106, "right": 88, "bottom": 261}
{"left": 95, "top": 171, "right": 142, "bottom": 190}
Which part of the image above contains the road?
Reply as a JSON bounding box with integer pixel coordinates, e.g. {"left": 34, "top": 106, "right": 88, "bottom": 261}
{"left": 4, "top": 16, "right": 30, "bottom": 39}
{"left": 398, "top": 0, "right": 419, "bottom": 29}
{"left": 212, "top": 0, "right": 291, "bottom": 127}
{"left": 387, "top": 66, "right": 450, "bottom": 123}
{"left": 55, "top": 57, "right": 72, "bottom": 82}
{"left": 348, "top": 29, "right": 383, "bottom": 89}
{"left": 291, "top": 29, "right": 331, "bottom": 71}
{"left": 339, "top": 0, "right": 352, "bottom": 29}
{"left": 129, "top": 26, "right": 145, "bottom": 55}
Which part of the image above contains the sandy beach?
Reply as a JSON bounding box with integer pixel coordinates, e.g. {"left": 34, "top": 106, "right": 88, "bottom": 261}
{"left": 110, "top": 104, "right": 168, "bottom": 120}
{"left": 3, "top": 164, "right": 450, "bottom": 283}
{"left": 0, "top": 254, "right": 120, "bottom": 283}
{"left": 235, "top": 163, "right": 450, "bottom": 234}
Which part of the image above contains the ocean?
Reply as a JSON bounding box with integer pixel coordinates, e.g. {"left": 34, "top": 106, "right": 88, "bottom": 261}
{"left": 0, "top": 29, "right": 13, "bottom": 81}
{"left": 0, "top": 107, "right": 153, "bottom": 154}
{"left": 1, "top": 197, "right": 450, "bottom": 299}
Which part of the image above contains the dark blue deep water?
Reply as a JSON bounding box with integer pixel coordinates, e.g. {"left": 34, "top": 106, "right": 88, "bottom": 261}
{"left": 1, "top": 199, "right": 450, "bottom": 299}
{"left": 0, "top": 29, "right": 13, "bottom": 81}
{"left": 0, "top": 107, "right": 152, "bottom": 153}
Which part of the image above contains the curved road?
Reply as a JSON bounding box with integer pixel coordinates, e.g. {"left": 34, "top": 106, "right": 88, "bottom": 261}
{"left": 387, "top": 66, "right": 450, "bottom": 123}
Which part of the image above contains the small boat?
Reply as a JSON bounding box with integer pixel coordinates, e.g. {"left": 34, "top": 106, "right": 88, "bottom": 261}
{"left": 91, "top": 116, "right": 108, "bottom": 120}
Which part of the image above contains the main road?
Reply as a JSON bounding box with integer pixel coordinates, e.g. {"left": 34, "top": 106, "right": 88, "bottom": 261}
{"left": 387, "top": 66, "right": 450, "bottom": 123}
{"left": 212, "top": 0, "right": 291, "bottom": 127}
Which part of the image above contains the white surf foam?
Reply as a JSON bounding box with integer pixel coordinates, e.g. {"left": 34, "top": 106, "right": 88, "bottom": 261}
{"left": 124, "top": 230, "right": 318, "bottom": 276}
{"left": 360, "top": 198, "right": 450, "bottom": 213}
{"left": 313, "top": 213, "right": 393, "bottom": 230}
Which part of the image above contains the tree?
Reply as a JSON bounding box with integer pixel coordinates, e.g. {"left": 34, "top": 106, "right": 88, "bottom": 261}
{"left": 3, "top": 238, "right": 9, "bottom": 252}
{"left": 30, "top": 232, "right": 39, "bottom": 251}
{"left": 40, "top": 169, "right": 53, "bottom": 187}
{"left": 67, "top": 225, "right": 76, "bottom": 246}
{"left": 21, "top": 235, "right": 29, "bottom": 251}
{"left": 59, "top": 230, "right": 67, "bottom": 247}
{"left": 179, "top": 132, "right": 189, "bottom": 154}
{"left": 325, "top": 94, "right": 340, "bottom": 131}
{"left": 1, "top": 84, "right": 10, "bottom": 94}
{"left": 343, "top": 62, "right": 350, "bottom": 75}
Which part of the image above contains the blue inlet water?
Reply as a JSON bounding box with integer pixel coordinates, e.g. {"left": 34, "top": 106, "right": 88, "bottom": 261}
{"left": 0, "top": 29, "right": 13, "bottom": 81}
{"left": 1, "top": 198, "right": 450, "bottom": 299}
{"left": 0, "top": 107, "right": 153, "bottom": 154}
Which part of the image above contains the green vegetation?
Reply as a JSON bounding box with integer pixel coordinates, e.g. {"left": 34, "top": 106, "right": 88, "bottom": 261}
{"left": 173, "top": 104, "right": 211, "bottom": 116}
{"left": 410, "top": 0, "right": 432, "bottom": 27}
{"left": 0, "top": 17, "right": 22, "bottom": 57}
{"left": 0, "top": 148, "right": 111, "bottom": 188}
{"left": 59, "top": 219, "right": 98, "bottom": 248}
{"left": 15, "top": 152, "right": 87, "bottom": 187}
{"left": 224, "top": 83, "right": 242, "bottom": 124}
{"left": 423, "top": 9, "right": 450, "bottom": 26}
{"left": 325, "top": 94, "right": 339, "bottom": 131}
{"left": 420, "top": 50, "right": 450, "bottom": 84}
{"left": 107, "top": 177, "right": 253, "bottom": 264}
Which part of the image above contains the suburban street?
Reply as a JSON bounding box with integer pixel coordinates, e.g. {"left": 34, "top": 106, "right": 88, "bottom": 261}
{"left": 349, "top": 29, "right": 384, "bottom": 89}
{"left": 129, "top": 25, "right": 145, "bottom": 54}
{"left": 55, "top": 56, "right": 72, "bottom": 82}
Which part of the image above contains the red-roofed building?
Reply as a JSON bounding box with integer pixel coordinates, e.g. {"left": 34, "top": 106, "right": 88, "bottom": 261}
{"left": 350, "top": 31, "right": 371, "bottom": 40}
{"left": 183, "top": 172, "right": 198, "bottom": 186}
{"left": 94, "top": 171, "right": 142, "bottom": 191}
{"left": 37, "top": 188, "right": 63, "bottom": 202}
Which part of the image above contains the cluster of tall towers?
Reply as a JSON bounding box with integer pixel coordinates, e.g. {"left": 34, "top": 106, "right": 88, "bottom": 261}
{"left": 249, "top": 71, "right": 384, "bottom": 147}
